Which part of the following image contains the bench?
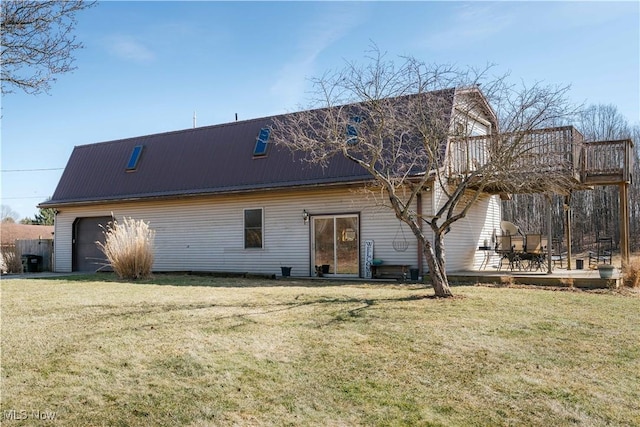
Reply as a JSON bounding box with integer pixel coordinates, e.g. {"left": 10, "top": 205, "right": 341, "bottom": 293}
{"left": 371, "top": 264, "right": 410, "bottom": 280}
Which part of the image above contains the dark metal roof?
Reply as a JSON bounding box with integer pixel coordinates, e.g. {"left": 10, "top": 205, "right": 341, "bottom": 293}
{"left": 43, "top": 90, "right": 459, "bottom": 207}
{"left": 43, "top": 116, "right": 373, "bottom": 206}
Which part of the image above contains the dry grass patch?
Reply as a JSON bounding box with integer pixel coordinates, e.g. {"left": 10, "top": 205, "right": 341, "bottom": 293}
{"left": 1, "top": 275, "right": 639, "bottom": 426}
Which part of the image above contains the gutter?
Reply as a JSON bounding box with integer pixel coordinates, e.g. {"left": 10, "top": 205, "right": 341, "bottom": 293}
{"left": 39, "top": 178, "right": 376, "bottom": 210}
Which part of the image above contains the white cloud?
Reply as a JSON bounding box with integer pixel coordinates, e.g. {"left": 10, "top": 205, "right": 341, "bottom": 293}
{"left": 420, "top": 3, "right": 515, "bottom": 51}
{"left": 421, "top": 2, "right": 636, "bottom": 52}
{"left": 104, "top": 35, "right": 155, "bottom": 63}
{"left": 269, "top": 5, "right": 367, "bottom": 110}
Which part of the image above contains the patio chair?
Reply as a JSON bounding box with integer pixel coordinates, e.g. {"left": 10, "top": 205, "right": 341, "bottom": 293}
{"left": 495, "top": 235, "right": 511, "bottom": 270}
{"left": 496, "top": 234, "right": 525, "bottom": 271}
{"left": 588, "top": 236, "right": 612, "bottom": 268}
{"left": 551, "top": 238, "right": 567, "bottom": 268}
{"left": 500, "top": 221, "right": 520, "bottom": 237}
{"left": 524, "top": 234, "right": 547, "bottom": 271}
{"left": 511, "top": 235, "right": 525, "bottom": 253}
{"left": 525, "top": 234, "right": 543, "bottom": 254}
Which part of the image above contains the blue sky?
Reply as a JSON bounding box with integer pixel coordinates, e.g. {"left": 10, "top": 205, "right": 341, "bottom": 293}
{"left": 2, "top": 1, "right": 638, "bottom": 220}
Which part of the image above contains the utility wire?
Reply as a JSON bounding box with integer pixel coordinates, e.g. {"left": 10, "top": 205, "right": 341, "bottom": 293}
{"left": 1, "top": 168, "right": 64, "bottom": 172}
{"left": 2, "top": 196, "right": 50, "bottom": 200}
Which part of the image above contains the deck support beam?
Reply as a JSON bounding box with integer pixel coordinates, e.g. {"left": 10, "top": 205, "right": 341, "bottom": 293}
{"left": 546, "top": 194, "right": 553, "bottom": 274}
{"left": 620, "top": 182, "right": 630, "bottom": 266}
{"left": 565, "top": 194, "right": 572, "bottom": 270}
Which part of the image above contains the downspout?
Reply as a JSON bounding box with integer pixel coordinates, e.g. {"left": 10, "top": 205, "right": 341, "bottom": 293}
{"left": 52, "top": 210, "right": 58, "bottom": 273}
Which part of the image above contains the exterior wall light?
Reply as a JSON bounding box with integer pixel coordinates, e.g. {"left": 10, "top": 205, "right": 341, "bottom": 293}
{"left": 303, "top": 209, "right": 309, "bottom": 224}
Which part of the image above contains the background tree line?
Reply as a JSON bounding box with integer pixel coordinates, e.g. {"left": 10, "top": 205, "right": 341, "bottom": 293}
{"left": 502, "top": 104, "right": 639, "bottom": 254}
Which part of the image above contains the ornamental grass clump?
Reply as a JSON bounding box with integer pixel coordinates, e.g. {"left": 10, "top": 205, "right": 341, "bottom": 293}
{"left": 0, "top": 246, "right": 23, "bottom": 274}
{"left": 622, "top": 257, "right": 640, "bottom": 288}
{"left": 97, "top": 217, "right": 155, "bottom": 280}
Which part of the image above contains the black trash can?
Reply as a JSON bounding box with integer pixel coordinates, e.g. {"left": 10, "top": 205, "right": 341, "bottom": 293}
{"left": 576, "top": 259, "right": 584, "bottom": 270}
{"left": 409, "top": 268, "right": 419, "bottom": 281}
{"left": 21, "top": 255, "right": 43, "bottom": 273}
{"left": 280, "top": 266, "right": 292, "bottom": 277}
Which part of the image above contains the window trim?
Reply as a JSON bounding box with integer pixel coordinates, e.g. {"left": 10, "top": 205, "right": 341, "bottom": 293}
{"left": 253, "top": 128, "right": 271, "bottom": 157}
{"left": 243, "top": 207, "right": 264, "bottom": 249}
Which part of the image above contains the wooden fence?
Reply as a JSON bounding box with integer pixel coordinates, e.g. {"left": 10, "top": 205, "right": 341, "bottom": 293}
{"left": 15, "top": 239, "right": 54, "bottom": 272}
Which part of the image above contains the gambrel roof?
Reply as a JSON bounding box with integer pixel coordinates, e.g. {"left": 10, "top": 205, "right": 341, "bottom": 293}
{"left": 42, "top": 88, "right": 482, "bottom": 208}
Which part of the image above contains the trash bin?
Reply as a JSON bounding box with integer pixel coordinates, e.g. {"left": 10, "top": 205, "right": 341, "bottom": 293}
{"left": 280, "top": 266, "right": 292, "bottom": 277}
{"left": 409, "top": 268, "right": 419, "bottom": 281}
{"left": 576, "top": 259, "right": 584, "bottom": 270}
{"left": 21, "top": 255, "right": 43, "bottom": 273}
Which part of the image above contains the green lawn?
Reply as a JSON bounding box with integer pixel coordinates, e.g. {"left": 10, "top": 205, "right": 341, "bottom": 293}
{"left": 1, "top": 274, "right": 639, "bottom": 426}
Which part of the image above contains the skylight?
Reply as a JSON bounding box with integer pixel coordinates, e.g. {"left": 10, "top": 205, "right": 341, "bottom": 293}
{"left": 346, "top": 116, "right": 361, "bottom": 145}
{"left": 126, "top": 145, "right": 144, "bottom": 171}
{"left": 253, "top": 128, "right": 271, "bottom": 156}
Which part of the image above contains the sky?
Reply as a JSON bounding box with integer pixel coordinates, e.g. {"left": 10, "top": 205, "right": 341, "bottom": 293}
{"left": 1, "top": 1, "right": 639, "bottom": 220}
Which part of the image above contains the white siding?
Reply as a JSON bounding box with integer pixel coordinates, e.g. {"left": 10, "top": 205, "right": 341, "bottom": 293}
{"left": 430, "top": 182, "right": 502, "bottom": 272}
{"left": 433, "top": 89, "right": 501, "bottom": 271}
{"left": 442, "top": 193, "right": 501, "bottom": 271}
{"left": 53, "top": 187, "right": 428, "bottom": 277}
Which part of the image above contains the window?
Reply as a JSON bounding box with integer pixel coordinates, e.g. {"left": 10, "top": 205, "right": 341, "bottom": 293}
{"left": 253, "top": 128, "right": 271, "bottom": 156}
{"left": 244, "top": 208, "right": 263, "bottom": 248}
{"left": 126, "top": 145, "right": 144, "bottom": 171}
{"left": 346, "top": 116, "right": 361, "bottom": 145}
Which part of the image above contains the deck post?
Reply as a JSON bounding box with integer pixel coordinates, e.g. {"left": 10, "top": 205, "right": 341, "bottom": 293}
{"left": 620, "top": 182, "right": 630, "bottom": 266}
{"left": 417, "top": 192, "right": 424, "bottom": 275}
{"left": 546, "top": 194, "right": 553, "bottom": 274}
{"left": 565, "top": 194, "right": 572, "bottom": 270}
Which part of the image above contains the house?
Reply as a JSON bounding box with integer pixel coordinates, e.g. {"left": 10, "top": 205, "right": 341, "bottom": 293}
{"left": 0, "top": 222, "right": 54, "bottom": 247}
{"left": 41, "top": 87, "right": 503, "bottom": 276}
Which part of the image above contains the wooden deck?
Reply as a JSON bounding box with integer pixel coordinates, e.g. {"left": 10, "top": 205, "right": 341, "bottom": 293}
{"left": 288, "top": 268, "right": 622, "bottom": 289}
{"left": 445, "top": 268, "right": 622, "bottom": 289}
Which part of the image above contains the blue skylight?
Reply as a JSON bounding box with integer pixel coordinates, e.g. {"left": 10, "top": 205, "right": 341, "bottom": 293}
{"left": 253, "top": 128, "right": 271, "bottom": 156}
{"left": 346, "top": 116, "right": 361, "bottom": 145}
{"left": 126, "top": 145, "right": 144, "bottom": 170}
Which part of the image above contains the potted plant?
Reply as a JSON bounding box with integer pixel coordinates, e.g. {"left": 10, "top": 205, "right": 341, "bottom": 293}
{"left": 597, "top": 264, "right": 615, "bottom": 279}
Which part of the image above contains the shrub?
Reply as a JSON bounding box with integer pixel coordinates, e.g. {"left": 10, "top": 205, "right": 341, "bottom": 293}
{"left": 622, "top": 257, "right": 640, "bottom": 288}
{"left": 97, "top": 217, "right": 155, "bottom": 280}
{"left": 1, "top": 246, "right": 23, "bottom": 274}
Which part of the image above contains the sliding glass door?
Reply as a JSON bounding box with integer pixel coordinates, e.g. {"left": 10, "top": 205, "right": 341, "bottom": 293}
{"left": 312, "top": 215, "right": 359, "bottom": 276}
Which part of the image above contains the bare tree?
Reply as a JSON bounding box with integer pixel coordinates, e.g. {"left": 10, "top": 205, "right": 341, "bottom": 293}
{"left": 1, "top": 205, "right": 20, "bottom": 223}
{"left": 271, "top": 49, "right": 577, "bottom": 297}
{"left": 1, "top": 0, "right": 95, "bottom": 95}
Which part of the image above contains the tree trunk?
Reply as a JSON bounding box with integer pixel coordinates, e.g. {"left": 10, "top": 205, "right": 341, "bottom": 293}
{"left": 405, "top": 217, "right": 454, "bottom": 298}
{"left": 422, "top": 238, "right": 453, "bottom": 298}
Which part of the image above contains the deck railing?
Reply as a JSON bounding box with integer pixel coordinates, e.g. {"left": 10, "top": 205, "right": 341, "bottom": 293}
{"left": 448, "top": 126, "right": 584, "bottom": 179}
{"left": 582, "top": 139, "right": 633, "bottom": 183}
{"left": 448, "top": 126, "right": 632, "bottom": 187}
